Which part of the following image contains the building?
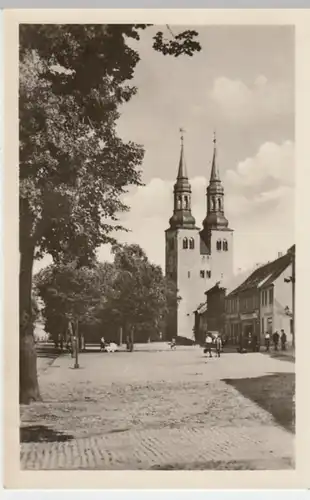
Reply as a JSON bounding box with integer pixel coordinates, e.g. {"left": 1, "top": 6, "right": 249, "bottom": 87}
{"left": 194, "top": 282, "right": 226, "bottom": 344}
{"left": 165, "top": 132, "right": 234, "bottom": 340}
{"left": 225, "top": 246, "right": 295, "bottom": 347}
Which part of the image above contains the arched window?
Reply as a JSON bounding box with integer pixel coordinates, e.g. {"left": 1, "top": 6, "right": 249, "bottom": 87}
{"left": 189, "top": 237, "right": 195, "bottom": 249}
{"left": 218, "top": 198, "right": 222, "bottom": 211}
{"left": 184, "top": 195, "right": 189, "bottom": 209}
{"left": 177, "top": 196, "right": 182, "bottom": 209}
{"left": 212, "top": 197, "right": 216, "bottom": 211}
{"left": 183, "top": 237, "right": 188, "bottom": 249}
{"left": 216, "top": 239, "right": 222, "bottom": 251}
{"left": 223, "top": 239, "right": 228, "bottom": 251}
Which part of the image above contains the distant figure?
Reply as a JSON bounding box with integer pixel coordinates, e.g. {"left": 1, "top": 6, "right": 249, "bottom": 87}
{"left": 281, "top": 329, "right": 287, "bottom": 351}
{"left": 100, "top": 336, "right": 105, "bottom": 352}
{"left": 170, "top": 337, "right": 176, "bottom": 350}
{"left": 204, "top": 333, "right": 213, "bottom": 357}
{"left": 273, "top": 331, "right": 280, "bottom": 351}
{"left": 106, "top": 342, "right": 119, "bottom": 353}
{"left": 215, "top": 335, "right": 222, "bottom": 357}
{"left": 265, "top": 331, "right": 270, "bottom": 352}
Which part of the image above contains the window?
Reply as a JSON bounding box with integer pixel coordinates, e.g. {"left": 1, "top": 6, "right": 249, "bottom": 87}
{"left": 169, "top": 239, "right": 174, "bottom": 250}
{"left": 177, "top": 196, "right": 182, "bottom": 209}
{"left": 269, "top": 287, "right": 274, "bottom": 304}
{"left": 206, "top": 270, "right": 211, "bottom": 278}
{"left": 223, "top": 239, "right": 228, "bottom": 251}
{"left": 188, "top": 271, "right": 191, "bottom": 278}
{"left": 212, "top": 197, "right": 216, "bottom": 210}
{"left": 200, "top": 270, "right": 205, "bottom": 278}
{"left": 184, "top": 196, "right": 189, "bottom": 209}
{"left": 218, "top": 198, "right": 222, "bottom": 211}
{"left": 183, "top": 237, "right": 188, "bottom": 249}
{"left": 189, "top": 237, "right": 195, "bottom": 249}
{"left": 216, "top": 240, "right": 222, "bottom": 251}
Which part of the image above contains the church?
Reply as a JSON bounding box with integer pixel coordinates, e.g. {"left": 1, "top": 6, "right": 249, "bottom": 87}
{"left": 165, "top": 132, "right": 234, "bottom": 341}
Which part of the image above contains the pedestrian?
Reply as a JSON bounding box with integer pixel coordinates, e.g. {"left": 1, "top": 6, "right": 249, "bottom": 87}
{"left": 215, "top": 335, "right": 222, "bottom": 357}
{"left": 170, "top": 337, "right": 176, "bottom": 350}
{"left": 273, "top": 331, "right": 280, "bottom": 351}
{"left": 100, "top": 336, "right": 105, "bottom": 351}
{"left": 265, "top": 331, "right": 270, "bottom": 352}
{"left": 281, "top": 329, "right": 287, "bottom": 351}
{"left": 205, "top": 333, "right": 213, "bottom": 358}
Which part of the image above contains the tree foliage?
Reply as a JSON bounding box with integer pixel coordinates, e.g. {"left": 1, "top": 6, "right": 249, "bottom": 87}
{"left": 35, "top": 245, "right": 180, "bottom": 346}
{"left": 19, "top": 24, "right": 201, "bottom": 403}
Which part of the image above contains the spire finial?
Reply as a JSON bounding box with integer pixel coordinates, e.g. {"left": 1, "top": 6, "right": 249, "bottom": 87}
{"left": 213, "top": 129, "right": 216, "bottom": 145}
{"left": 180, "top": 127, "right": 185, "bottom": 145}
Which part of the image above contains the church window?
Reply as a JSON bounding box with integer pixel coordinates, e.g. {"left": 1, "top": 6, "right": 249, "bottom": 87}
{"left": 200, "top": 270, "right": 205, "bottom": 278}
{"left": 206, "top": 270, "right": 211, "bottom": 278}
{"left": 216, "top": 239, "right": 222, "bottom": 251}
{"left": 218, "top": 198, "right": 222, "bottom": 211}
{"left": 212, "top": 197, "right": 216, "bottom": 211}
{"left": 177, "top": 196, "right": 182, "bottom": 209}
{"left": 183, "top": 237, "right": 188, "bottom": 249}
{"left": 184, "top": 196, "right": 189, "bottom": 209}
{"left": 223, "top": 239, "right": 228, "bottom": 251}
{"left": 189, "top": 237, "right": 195, "bottom": 249}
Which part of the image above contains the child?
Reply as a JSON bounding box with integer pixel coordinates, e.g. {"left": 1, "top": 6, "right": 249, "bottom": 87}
{"left": 215, "top": 335, "right": 222, "bottom": 357}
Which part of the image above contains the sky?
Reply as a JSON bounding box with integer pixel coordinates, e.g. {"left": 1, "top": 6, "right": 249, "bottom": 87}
{"left": 34, "top": 25, "right": 295, "bottom": 274}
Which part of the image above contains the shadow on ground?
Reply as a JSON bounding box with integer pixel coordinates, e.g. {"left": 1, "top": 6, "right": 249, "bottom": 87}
{"left": 223, "top": 372, "right": 295, "bottom": 433}
{"left": 150, "top": 457, "right": 294, "bottom": 470}
{"left": 20, "top": 425, "right": 74, "bottom": 443}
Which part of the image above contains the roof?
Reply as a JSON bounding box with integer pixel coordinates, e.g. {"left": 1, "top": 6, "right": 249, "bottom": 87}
{"left": 227, "top": 251, "right": 293, "bottom": 297}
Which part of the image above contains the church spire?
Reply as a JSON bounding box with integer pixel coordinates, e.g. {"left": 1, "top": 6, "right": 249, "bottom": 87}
{"left": 210, "top": 131, "right": 220, "bottom": 182}
{"left": 201, "top": 132, "right": 229, "bottom": 235}
{"left": 168, "top": 129, "right": 196, "bottom": 230}
{"left": 177, "top": 129, "right": 188, "bottom": 180}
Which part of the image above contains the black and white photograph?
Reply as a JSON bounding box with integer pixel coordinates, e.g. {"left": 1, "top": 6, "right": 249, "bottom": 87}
{"left": 5, "top": 8, "right": 308, "bottom": 488}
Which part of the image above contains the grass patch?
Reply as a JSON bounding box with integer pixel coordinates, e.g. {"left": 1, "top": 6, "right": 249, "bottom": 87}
{"left": 223, "top": 372, "right": 295, "bottom": 433}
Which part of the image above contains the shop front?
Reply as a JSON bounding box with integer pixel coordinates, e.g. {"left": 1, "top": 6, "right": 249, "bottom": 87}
{"left": 240, "top": 312, "right": 260, "bottom": 350}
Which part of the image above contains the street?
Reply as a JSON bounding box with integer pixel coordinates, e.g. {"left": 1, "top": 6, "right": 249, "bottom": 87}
{"left": 20, "top": 344, "right": 295, "bottom": 470}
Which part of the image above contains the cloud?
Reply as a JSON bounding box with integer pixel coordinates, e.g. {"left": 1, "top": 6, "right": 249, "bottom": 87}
{"left": 210, "top": 75, "right": 293, "bottom": 123}
{"left": 34, "top": 141, "right": 294, "bottom": 277}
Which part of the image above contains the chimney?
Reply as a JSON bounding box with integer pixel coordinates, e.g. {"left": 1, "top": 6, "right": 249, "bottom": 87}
{"left": 278, "top": 252, "right": 283, "bottom": 258}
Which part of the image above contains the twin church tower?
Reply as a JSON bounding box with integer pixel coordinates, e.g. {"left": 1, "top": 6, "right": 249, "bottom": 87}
{"left": 165, "top": 131, "right": 234, "bottom": 340}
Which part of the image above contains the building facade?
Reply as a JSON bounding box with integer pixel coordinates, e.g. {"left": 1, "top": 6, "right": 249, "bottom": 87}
{"left": 165, "top": 133, "right": 234, "bottom": 340}
{"left": 225, "top": 246, "right": 295, "bottom": 347}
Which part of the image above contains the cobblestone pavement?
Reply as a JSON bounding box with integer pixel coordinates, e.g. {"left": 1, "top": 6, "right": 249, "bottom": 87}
{"left": 21, "top": 346, "right": 295, "bottom": 470}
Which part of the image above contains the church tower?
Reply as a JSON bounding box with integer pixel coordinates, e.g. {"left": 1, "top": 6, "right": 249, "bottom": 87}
{"left": 200, "top": 132, "right": 234, "bottom": 282}
{"left": 165, "top": 131, "right": 205, "bottom": 340}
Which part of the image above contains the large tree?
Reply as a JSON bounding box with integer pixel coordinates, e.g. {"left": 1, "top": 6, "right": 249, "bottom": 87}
{"left": 102, "top": 244, "right": 179, "bottom": 345}
{"left": 19, "top": 25, "right": 201, "bottom": 403}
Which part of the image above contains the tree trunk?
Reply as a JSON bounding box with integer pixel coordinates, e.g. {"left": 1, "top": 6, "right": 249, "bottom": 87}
{"left": 19, "top": 242, "right": 41, "bottom": 404}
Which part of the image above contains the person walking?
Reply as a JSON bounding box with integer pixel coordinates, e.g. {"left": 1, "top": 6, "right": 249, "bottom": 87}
{"left": 100, "top": 336, "right": 105, "bottom": 352}
{"left": 273, "top": 331, "right": 280, "bottom": 351}
{"left": 215, "top": 335, "right": 222, "bottom": 358}
{"left": 281, "top": 329, "right": 287, "bottom": 351}
{"left": 265, "top": 331, "right": 270, "bottom": 352}
{"left": 205, "top": 333, "right": 213, "bottom": 358}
